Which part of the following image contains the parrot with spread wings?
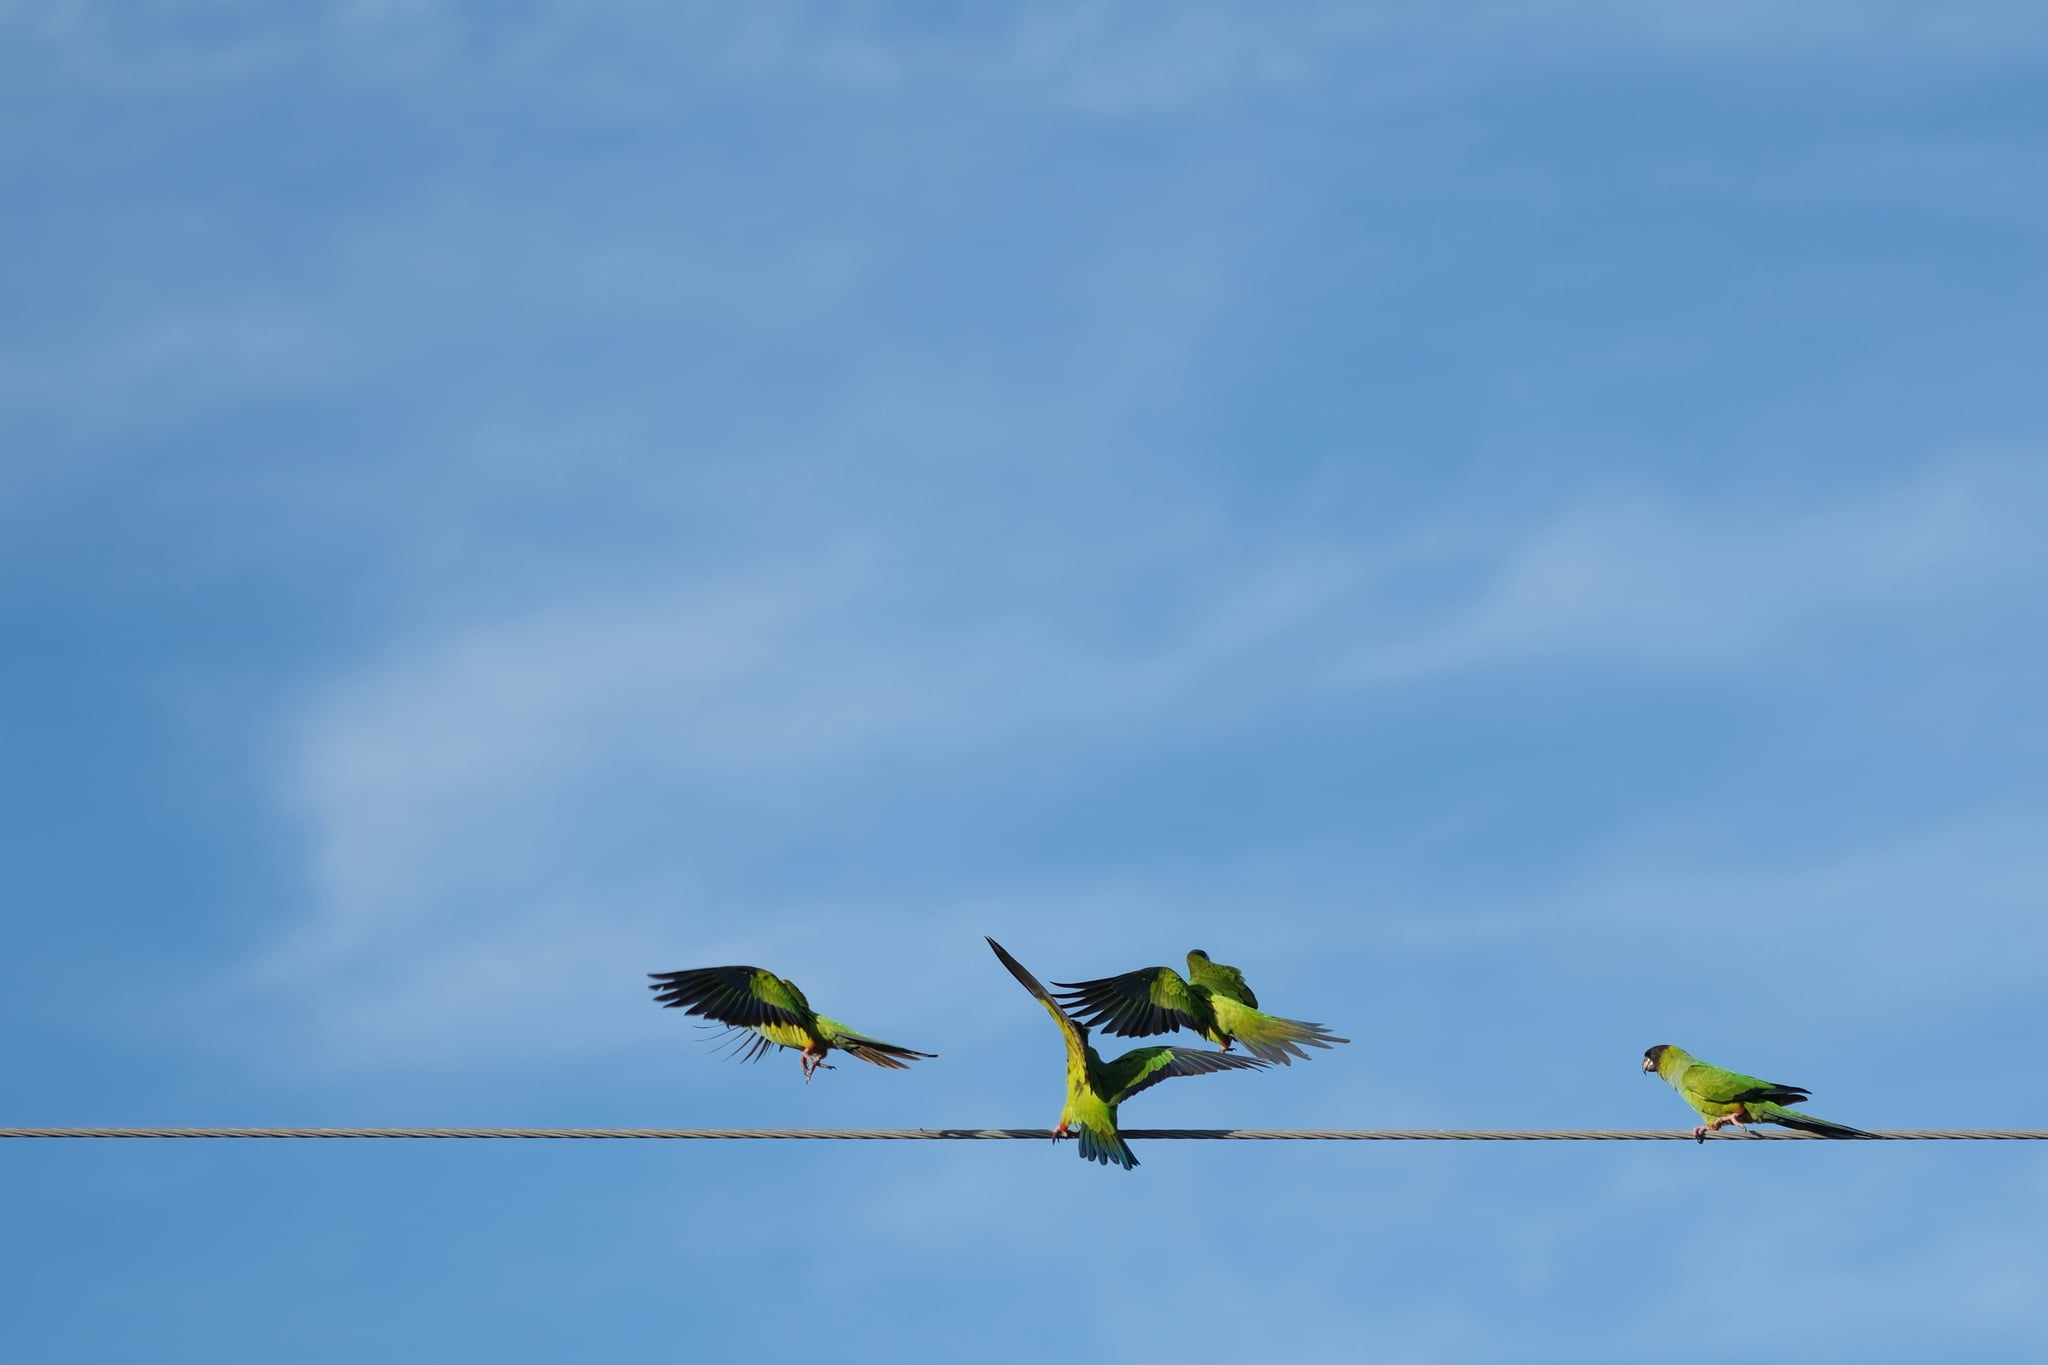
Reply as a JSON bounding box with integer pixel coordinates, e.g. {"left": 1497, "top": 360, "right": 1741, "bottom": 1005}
{"left": 649, "top": 966, "right": 935, "bottom": 1082}
{"left": 987, "top": 937, "right": 1269, "bottom": 1170}
{"left": 1050, "top": 948, "right": 1348, "bottom": 1065}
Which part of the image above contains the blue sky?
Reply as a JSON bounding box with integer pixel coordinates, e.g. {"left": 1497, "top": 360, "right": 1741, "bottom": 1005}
{"left": 4, "top": 3, "right": 2047, "bottom": 1361}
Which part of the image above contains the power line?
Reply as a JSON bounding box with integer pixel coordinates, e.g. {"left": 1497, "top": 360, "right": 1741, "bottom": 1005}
{"left": 3, "top": 1127, "right": 2044, "bottom": 1141}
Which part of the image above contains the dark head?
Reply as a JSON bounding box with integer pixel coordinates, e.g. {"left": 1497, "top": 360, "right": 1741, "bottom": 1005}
{"left": 1188, "top": 949, "right": 1210, "bottom": 962}
{"left": 1641, "top": 1044, "right": 1670, "bottom": 1075}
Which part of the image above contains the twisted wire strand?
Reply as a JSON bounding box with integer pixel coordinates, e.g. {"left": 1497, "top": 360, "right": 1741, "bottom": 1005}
{"left": 3, "top": 1127, "right": 2044, "bottom": 1141}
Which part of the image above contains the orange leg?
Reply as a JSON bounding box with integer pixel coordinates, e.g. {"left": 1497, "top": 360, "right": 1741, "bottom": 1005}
{"left": 1695, "top": 1109, "right": 1754, "bottom": 1142}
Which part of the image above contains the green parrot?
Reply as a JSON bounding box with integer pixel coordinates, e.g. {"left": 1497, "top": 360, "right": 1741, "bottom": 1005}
{"left": 648, "top": 966, "right": 935, "bottom": 1082}
{"left": 987, "top": 937, "right": 1269, "bottom": 1170}
{"left": 1051, "top": 948, "right": 1348, "bottom": 1065}
{"left": 1642, "top": 1044, "right": 1871, "bottom": 1142}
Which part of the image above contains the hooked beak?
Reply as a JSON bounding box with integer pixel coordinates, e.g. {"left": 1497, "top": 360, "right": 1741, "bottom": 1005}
{"left": 1640, "top": 1056, "right": 1657, "bottom": 1074}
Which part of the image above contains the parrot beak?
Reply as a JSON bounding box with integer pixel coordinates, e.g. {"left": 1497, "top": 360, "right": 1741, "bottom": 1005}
{"left": 1640, "top": 1056, "right": 1656, "bottom": 1074}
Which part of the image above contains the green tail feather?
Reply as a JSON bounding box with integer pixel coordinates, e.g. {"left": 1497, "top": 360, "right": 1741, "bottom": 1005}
{"left": 1074, "top": 1122, "right": 1138, "bottom": 1170}
{"left": 1750, "top": 1101, "right": 1872, "bottom": 1139}
{"left": 1214, "top": 999, "right": 1349, "bottom": 1066}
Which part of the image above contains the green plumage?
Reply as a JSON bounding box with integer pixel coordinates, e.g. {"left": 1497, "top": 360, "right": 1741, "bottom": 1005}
{"left": 649, "top": 965, "right": 936, "bottom": 1082}
{"left": 1185, "top": 949, "right": 1255, "bottom": 1006}
{"left": 1052, "top": 948, "right": 1348, "bottom": 1065}
{"left": 987, "top": 937, "right": 1269, "bottom": 1171}
{"left": 1642, "top": 1044, "right": 1870, "bottom": 1142}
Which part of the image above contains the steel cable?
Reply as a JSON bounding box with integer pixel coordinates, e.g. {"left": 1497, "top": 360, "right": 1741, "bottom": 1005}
{"left": 4, "top": 1127, "right": 2044, "bottom": 1141}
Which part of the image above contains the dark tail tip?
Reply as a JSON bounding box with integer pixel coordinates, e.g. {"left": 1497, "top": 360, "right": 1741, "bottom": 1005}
{"left": 1779, "top": 1117, "right": 1876, "bottom": 1140}
{"left": 985, "top": 936, "right": 1052, "bottom": 1002}
{"left": 1075, "top": 1125, "right": 1138, "bottom": 1170}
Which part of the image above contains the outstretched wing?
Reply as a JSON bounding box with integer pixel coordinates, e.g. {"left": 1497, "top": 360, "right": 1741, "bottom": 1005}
{"left": 1208, "top": 995, "right": 1349, "bottom": 1066}
{"left": 695, "top": 1022, "right": 784, "bottom": 1064}
{"left": 1050, "top": 966, "right": 1204, "bottom": 1038}
{"left": 1100, "top": 1045, "right": 1268, "bottom": 1105}
{"left": 986, "top": 937, "right": 1089, "bottom": 1074}
{"left": 814, "top": 1016, "right": 938, "bottom": 1070}
{"left": 648, "top": 966, "right": 812, "bottom": 1030}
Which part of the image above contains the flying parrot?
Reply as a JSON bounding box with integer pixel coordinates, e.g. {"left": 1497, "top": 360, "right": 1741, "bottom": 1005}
{"left": 1051, "top": 948, "right": 1348, "bottom": 1064}
{"left": 1641, "top": 1044, "right": 1871, "bottom": 1142}
{"left": 648, "top": 966, "right": 936, "bottom": 1082}
{"left": 986, "top": 936, "right": 1269, "bottom": 1170}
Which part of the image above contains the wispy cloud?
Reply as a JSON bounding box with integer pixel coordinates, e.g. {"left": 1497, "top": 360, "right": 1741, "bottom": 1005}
{"left": 0, "top": 305, "right": 344, "bottom": 442}
{"left": 1349, "top": 458, "right": 2048, "bottom": 681}
{"left": 235, "top": 456, "right": 2046, "bottom": 1066}
{"left": 1494, "top": 810, "right": 2048, "bottom": 1017}
{"left": 10, "top": 2, "right": 2041, "bottom": 107}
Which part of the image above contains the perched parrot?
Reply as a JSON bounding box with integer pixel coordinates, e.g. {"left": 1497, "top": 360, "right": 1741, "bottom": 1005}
{"left": 987, "top": 936, "right": 1269, "bottom": 1170}
{"left": 1051, "top": 948, "right": 1348, "bottom": 1065}
{"left": 648, "top": 966, "right": 935, "bottom": 1082}
{"left": 1642, "top": 1044, "right": 1871, "bottom": 1142}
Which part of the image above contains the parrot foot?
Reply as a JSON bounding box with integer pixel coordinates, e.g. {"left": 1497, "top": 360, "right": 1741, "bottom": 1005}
{"left": 1052, "top": 1120, "right": 1070, "bottom": 1143}
{"left": 1695, "top": 1115, "right": 1751, "bottom": 1141}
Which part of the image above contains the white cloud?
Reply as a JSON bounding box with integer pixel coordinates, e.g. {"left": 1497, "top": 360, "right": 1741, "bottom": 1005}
{"left": 1349, "top": 457, "right": 2047, "bottom": 681}
{"left": 10, "top": 2, "right": 2041, "bottom": 107}
{"left": 234, "top": 455, "right": 2048, "bottom": 1067}
{"left": 0, "top": 306, "right": 344, "bottom": 442}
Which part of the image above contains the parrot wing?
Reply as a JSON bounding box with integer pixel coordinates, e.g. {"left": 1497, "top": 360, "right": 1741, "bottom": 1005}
{"left": 1186, "top": 954, "right": 1258, "bottom": 1008}
{"left": 1099, "top": 1045, "right": 1269, "bottom": 1105}
{"left": 986, "top": 937, "right": 1090, "bottom": 1075}
{"left": 1678, "top": 1060, "right": 1809, "bottom": 1109}
{"left": 648, "top": 965, "right": 814, "bottom": 1029}
{"left": 1049, "top": 966, "right": 1205, "bottom": 1038}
